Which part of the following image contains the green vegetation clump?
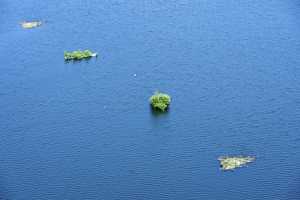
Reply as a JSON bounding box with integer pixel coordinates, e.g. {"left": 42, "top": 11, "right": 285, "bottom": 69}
{"left": 64, "top": 50, "right": 97, "bottom": 60}
{"left": 21, "top": 21, "right": 42, "bottom": 29}
{"left": 149, "top": 92, "right": 171, "bottom": 112}
{"left": 218, "top": 156, "right": 255, "bottom": 171}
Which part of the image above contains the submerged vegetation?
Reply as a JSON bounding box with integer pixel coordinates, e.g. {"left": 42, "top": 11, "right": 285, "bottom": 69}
{"left": 21, "top": 21, "right": 42, "bottom": 29}
{"left": 218, "top": 156, "right": 255, "bottom": 171}
{"left": 150, "top": 92, "right": 171, "bottom": 112}
{"left": 64, "top": 50, "right": 97, "bottom": 61}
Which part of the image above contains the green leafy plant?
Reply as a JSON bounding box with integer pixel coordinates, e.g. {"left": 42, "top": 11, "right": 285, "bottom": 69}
{"left": 64, "top": 50, "right": 97, "bottom": 61}
{"left": 149, "top": 92, "right": 171, "bottom": 112}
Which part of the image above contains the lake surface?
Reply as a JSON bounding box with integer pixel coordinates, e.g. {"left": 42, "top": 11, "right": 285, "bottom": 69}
{"left": 0, "top": 0, "right": 300, "bottom": 199}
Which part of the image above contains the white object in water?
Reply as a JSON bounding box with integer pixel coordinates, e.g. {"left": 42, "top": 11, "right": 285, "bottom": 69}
{"left": 21, "top": 21, "right": 42, "bottom": 29}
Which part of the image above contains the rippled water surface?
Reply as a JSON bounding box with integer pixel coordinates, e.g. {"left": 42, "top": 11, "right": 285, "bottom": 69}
{"left": 0, "top": 1, "right": 300, "bottom": 199}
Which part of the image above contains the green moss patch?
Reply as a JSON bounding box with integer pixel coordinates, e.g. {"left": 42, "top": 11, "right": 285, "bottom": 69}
{"left": 64, "top": 50, "right": 97, "bottom": 61}
{"left": 149, "top": 92, "right": 171, "bottom": 112}
{"left": 218, "top": 156, "right": 255, "bottom": 171}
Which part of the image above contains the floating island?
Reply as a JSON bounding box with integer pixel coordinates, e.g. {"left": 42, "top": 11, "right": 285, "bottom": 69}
{"left": 149, "top": 92, "right": 171, "bottom": 112}
{"left": 218, "top": 156, "right": 255, "bottom": 171}
{"left": 64, "top": 50, "right": 97, "bottom": 61}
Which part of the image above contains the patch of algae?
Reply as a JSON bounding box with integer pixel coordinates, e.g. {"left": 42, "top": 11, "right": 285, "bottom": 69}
{"left": 218, "top": 156, "right": 255, "bottom": 171}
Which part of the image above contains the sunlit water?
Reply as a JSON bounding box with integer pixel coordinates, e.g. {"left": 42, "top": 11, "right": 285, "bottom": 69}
{"left": 0, "top": 1, "right": 300, "bottom": 199}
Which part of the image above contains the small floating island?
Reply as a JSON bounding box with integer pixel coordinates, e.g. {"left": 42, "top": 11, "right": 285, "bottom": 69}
{"left": 64, "top": 50, "right": 97, "bottom": 61}
{"left": 218, "top": 156, "right": 255, "bottom": 171}
{"left": 21, "top": 21, "right": 42, "bottom": 29}
{"left": 149, "top": 92, "right": 171, "bottom": 112}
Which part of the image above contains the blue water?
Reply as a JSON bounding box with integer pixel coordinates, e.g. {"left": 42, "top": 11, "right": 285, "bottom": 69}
{"left": 0, "top": 0, "right": 300, "bottom": 199}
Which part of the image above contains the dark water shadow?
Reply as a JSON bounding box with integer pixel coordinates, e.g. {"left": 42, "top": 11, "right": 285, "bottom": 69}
{"left": 149, "top": 105, "right": 170, "bottom": 118}
{"left": 64, "top": 56, "right": 98, "bottom": 64}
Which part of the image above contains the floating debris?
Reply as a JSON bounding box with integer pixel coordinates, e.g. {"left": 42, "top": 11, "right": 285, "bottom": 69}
{"left": 64, "top": 50, "right": 97, "bottom": 61}
{"left": 218, "top": 156, "right": 255, "bottom": 171}
{"left": 21, "top": 21, "right": 42, "bottom": 29}
{"left": 149, "top": 92, "right": 171, "bottom": 112}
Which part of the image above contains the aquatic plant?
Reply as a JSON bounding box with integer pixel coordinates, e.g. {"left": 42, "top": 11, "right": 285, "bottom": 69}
{"left": 149, "top": 92, "right": 171, "bottom": 112}
{"left": 218, "top": 156, "right": 255, "bottom": 171}
{"left": 64, "top": 50, "right": 97, "bottom": 61}
{"left": 21, "top": 21, "right": 42, "bottom": 29}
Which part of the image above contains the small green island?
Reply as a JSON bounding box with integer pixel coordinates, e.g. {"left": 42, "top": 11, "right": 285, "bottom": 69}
{"left": 64, "top": 50, "right": 97, "bottom": 61}
{"left": 149, "top": 92, "right": 171, "bottom": 112}
{"left": 218, "top": 156, "right": 255, "bottom": 171}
